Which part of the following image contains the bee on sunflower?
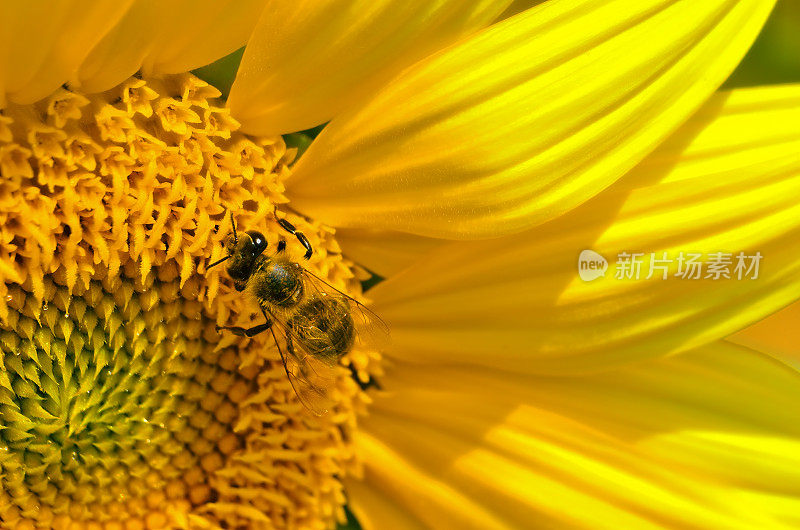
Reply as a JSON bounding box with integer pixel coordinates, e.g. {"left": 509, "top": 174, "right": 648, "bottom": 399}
{"left": 1, "top": 1, "right": 799, "bottom": 529}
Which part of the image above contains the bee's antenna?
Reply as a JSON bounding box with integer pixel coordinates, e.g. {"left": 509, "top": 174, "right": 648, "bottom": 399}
{"left": 230, "top": 211, "right": 238, "bottom": 243}
{"left": 206, "top": 255, "right": 230, "bottom": 270}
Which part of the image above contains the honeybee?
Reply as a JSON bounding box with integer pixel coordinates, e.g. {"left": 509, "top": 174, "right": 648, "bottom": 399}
{"left": 208, "top": 210, "right": 388, "bottom": 414}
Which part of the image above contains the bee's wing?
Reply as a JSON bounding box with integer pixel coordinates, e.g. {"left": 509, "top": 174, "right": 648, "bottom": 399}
{"left": 267, "top": 323, "right": 339, "bottom": 415}
{"left": 301, "top": 269, "right": 390, "bottom": 351}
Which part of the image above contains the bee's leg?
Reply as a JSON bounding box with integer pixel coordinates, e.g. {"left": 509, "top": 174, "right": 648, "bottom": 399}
{"left": 274, "top": 207, "right": 313, "bottom": 260}
{"left": 285, "top": 334, "right": 316, "bottom": 382}
{"left": 284, "top": 334, "right": 307, "bottom": 379}
{"left": 285, "top": 333, "right": 296, "bottom": 359}
{"left": 216, "top": 318, "right": 272, "bottom": 337}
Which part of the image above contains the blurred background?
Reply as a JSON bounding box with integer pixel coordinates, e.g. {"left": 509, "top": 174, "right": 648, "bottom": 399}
{"left": 192, "top": 1, "right": 800, "bottom": 528}
{"left": 725, "top": 0, "right": 800, "bottom": 88}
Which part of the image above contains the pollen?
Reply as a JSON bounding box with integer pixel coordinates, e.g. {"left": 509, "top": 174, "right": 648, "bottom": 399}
{"left": 0, "top": 74, "right": 378, "bottom": 529}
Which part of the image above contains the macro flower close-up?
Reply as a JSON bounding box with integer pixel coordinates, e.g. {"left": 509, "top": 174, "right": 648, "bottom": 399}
{"left": 1, "top": 0, "right": 800, "bottom": 529}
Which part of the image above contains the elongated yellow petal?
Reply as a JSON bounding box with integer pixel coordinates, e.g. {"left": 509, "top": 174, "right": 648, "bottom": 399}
{"left": 227, "top": 0, "right": 513, "bottom": 135}
{"left": 368, "top": 85, "right": 800, "bottom": 374}
{"left": 0, "top": 1, "right": 133, "bottom": 106}
{"left": 77, "top": 0, "right": 266, "bottom": 93}
{"left": 336, "top": 228, "right": 445, "bottom": 277}
{"left": 729, "top": 302, "right": 800, "bottom": 370}
{"left": 350, "top": 342, "right": 800, "bottom": 529}
{"left": 288, "top": 0, "right": 775, "bottom": 238}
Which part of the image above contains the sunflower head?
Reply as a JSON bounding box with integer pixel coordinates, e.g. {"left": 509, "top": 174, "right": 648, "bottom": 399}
{"left": 2, "top": 0, "right": 795, "bottom": 528}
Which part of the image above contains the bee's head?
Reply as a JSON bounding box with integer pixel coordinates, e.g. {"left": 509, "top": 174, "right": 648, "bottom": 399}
{"left": 225, "top": 230, "right": 267, "bottom": 281}
{"left": 207, "top": 213, "right": 268, "bottom": 285}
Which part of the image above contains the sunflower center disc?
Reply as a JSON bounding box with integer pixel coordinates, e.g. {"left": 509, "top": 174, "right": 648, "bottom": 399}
{"left": 0, "top": 74, "right": 375, "bottom": 529}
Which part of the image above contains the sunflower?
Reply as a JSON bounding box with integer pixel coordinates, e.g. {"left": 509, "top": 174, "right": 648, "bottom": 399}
{"left": 0, "top": 0, "right": 798, "bottom": 529}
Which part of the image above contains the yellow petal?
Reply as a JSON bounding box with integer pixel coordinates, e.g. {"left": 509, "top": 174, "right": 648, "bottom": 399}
{"left": 369, "top": 85, "right": 800, "bottom": 374}
{"left": 350, "top": 342, "right": 800, "bottom": 529}
{"left": 288, "top": 0, "right": 775, "bottom": 239}
{"left": 77, "top": 0, "right": 266, "bottom": 94}
{"left": 0, "top": 1, "right": 133, "bottom": 106}
{"left": 336, "top": 228, "right": 445, "bottom": 277}
{"left": 729, "top": 302, "right": 800, "bottom": 370}
{"left": 227, "top": 0, "right": 514, "bottom": 135}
